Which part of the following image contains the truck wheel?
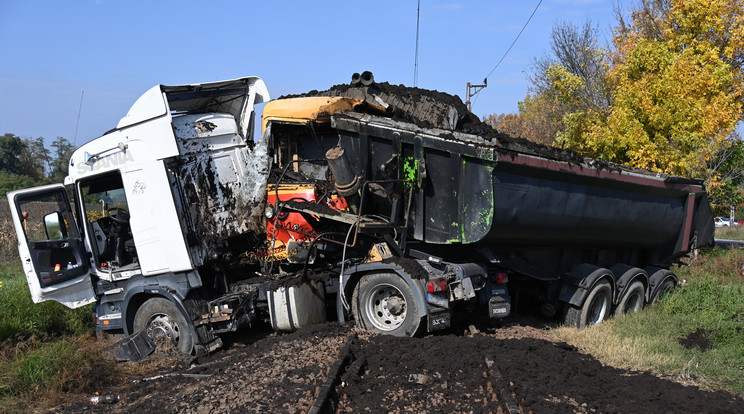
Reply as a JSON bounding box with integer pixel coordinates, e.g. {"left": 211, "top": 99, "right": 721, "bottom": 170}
{"left": 613, "top": 281, "right": 645, "bottom": 316}
{"left": 563, "top": 280, "right": 612, "bottom": 328}
{"left": 352, "top": 273, "right": 422, "bottom": 337}
{"left": 648, "top": 278, "right": 676, "bottom": 305}
{"left": 133, "top": 297, "right": 194, "bottom": 354}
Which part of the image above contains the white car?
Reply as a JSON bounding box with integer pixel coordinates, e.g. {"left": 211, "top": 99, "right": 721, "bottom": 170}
{"left": 715, "top": 217, "right": 731, "bottom": 227}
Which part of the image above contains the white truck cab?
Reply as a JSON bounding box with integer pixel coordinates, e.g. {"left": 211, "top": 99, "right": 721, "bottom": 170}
{"left": 8, "top": 77, "right": 269, "bottom": 311}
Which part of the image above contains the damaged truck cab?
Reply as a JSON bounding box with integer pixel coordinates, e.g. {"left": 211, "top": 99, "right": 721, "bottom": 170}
{"left": 8, "top": 77, "right": 273, "bottom": 355}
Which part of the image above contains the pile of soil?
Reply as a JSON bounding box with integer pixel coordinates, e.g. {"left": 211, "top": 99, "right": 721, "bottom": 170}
{"left": 49, "top": 319, "right": 744, "bottom": 413}
{"left": 281, "top": 75, "right": 587, "bottom": 165}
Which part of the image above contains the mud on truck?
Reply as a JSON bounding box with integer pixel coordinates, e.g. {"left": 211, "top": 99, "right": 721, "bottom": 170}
{"left": 8, "top": 73, "right": 715, "bottom": 360}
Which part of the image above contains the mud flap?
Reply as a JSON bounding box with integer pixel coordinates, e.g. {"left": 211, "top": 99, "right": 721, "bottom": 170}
{"left": 113, "top": 329, "right": 156, "bottom": 362}
{"left": 427, "top": 308, "right": 450, "bottom": 332}
{"left": 488, "top": 285, "right": 511, "bottom": 319}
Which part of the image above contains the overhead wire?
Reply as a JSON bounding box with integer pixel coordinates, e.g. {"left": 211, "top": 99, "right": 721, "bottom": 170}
{"left": 483, "top": 0, "right": 544, "bottom": 83}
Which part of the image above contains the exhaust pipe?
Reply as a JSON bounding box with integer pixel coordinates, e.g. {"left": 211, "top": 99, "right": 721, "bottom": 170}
{"left": 326, "top": 146, "right": 361, "bottom": 213}
{"left": 360, "top": 71, "right": 375, "bottom": 86}
{"left": 350, "top": 72, "right": 361, "bottom": 86}
{"left": 325, "top": 147, "right": 360, "bottom": 197}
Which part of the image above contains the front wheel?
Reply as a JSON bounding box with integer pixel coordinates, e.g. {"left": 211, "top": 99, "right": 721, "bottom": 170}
{"left": 351, "top": 273, "right": 422, "bottom": 337}
{"left": 133, "top": 297, "right": 194, "bottom": 354}
{"left": 563, "top": 280, "right": 612, "bottom": 328}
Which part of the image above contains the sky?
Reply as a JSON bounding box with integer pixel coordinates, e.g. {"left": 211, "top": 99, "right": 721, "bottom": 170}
{"left": 0, "top": 0, "right": 618, "bottom": 147}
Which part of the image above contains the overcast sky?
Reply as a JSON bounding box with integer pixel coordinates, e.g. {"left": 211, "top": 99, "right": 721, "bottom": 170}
{"left": 0, "top": 0, "right": 617, "bottom": 145}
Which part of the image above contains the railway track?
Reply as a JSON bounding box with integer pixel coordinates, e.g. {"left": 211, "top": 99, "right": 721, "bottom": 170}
{"left": 309, "top": 332, "right": 526, "bottom": 413}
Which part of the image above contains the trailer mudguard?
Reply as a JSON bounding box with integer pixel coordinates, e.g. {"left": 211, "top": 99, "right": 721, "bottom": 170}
{"left": 609, "top": 264, "right": 648, "bottom": 303}
{"left": 558, "top": 264, "right": 616, "bottom": 307}
{"left": 645, "top": 266, "right": 678, "bottom": 303}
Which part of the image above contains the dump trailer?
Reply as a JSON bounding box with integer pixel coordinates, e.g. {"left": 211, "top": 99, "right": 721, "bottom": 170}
{"left": 7, "top": 74, "right": 714, "bottom": 359}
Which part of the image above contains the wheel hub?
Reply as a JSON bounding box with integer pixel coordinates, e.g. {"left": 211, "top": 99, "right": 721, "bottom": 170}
{"left": 147, "top": 314, "right": 180, "bottom": 345}
{"left": 366, "top": 284, "right": 408, "bottom": 331}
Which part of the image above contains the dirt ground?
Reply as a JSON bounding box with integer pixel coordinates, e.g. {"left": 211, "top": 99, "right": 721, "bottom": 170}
{"left": 49, "top": 317, "right": 744, "bottom": 414}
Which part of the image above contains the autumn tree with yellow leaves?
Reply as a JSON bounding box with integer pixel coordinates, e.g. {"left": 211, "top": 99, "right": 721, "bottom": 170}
{"left": 486, "top": 0, "right": 744, "bottom": 210}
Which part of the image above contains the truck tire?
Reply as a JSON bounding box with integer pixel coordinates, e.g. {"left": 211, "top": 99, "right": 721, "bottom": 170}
{"left": 613, "top": 280, "right": 645, "bottom": 316}
{"left": 352, "top": 273, "right": 422, "bottom": 337}
{"left": 648, "top": 278, "right": 676, "bottom": 305}
{"left": 563, "top": 280, "right": 612, "bottom": 328}
{"left": 133, "top": 297, "right": 194, "bottom": 354}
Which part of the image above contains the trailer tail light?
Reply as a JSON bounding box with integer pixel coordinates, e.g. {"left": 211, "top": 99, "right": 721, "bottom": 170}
{"left": 427, "top": 278, "right": 448, "bottom": 293}
{"left": 491, "top": 272, "right": 508, "bottom": 284}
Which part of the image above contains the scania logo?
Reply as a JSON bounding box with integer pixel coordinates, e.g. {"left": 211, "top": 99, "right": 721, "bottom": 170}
{"left": 77, "top": 151, "right": 134, "bottom": 174}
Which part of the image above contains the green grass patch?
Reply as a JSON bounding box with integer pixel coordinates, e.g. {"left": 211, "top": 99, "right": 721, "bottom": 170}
{"left": 0, "top": 267, "right": 94, "bottom": 341}
{"left": 0, "top": 266, "right": 114, "bottom": 412}
{"left": 553, "top": 248, "right": 744, "bottom": 397}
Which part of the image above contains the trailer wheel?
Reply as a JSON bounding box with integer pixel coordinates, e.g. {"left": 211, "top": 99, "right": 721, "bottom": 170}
{"left": 649, "top": 278, "right": 676, "bottom": 305}
{"left": 613, "top": 281, "right": 645, "bottom": 316}
{"left": 133, "top": 297, "right": 194, "bottom": 354}
{"left": 563, "top": 280, "right": 612, "bottom": 328}
{"left": 352, "top": 273, "right": 422, "bottom": 337}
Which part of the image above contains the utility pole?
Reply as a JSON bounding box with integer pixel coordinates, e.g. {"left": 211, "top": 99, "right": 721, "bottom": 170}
{"left": 465, "top": 80, "right": 487, "bottom": 112}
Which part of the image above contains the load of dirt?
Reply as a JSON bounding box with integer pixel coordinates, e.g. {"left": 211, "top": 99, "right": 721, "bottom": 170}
{"left": 280, "top": 75, "right": 588, "bottom": 165}
{"left": 48, "top": 319, "right": 744, "bottom": 413}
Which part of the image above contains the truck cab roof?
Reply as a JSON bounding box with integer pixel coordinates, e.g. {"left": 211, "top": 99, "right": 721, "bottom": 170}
{"left": 67, "top": 77, "right": 269, "bottom": 184}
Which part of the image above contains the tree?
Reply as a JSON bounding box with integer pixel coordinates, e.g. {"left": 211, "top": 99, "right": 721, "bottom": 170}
{"left": 0, "top": 133, "right": 23, "bottom": 175}
{"left": 485, "top": 20, "right": 611, "bottom": 146}
{"left": 560, "top": 0, "right": 744, "bottom": 190}
{"left": 528, "top": 20, "right": 612, "bottom": 113}
{"left": 49, "top": 137, "right": 75, "bottom": 183}
{"left": 484, "top": 92, "right": 566, "bottom": 146}
{"left": 0, "top": 170, "right": 44, "bottom": 197}
{"left": 18, "top": 137, "right": 50, "bottom": 181}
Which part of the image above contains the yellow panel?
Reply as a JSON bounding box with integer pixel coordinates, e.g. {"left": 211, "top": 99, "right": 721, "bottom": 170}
{"left": 261, "top": 97, "right": 365, "bottom": 134}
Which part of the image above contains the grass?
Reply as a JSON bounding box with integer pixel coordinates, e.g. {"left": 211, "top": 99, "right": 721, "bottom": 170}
{"left": 0, "top": 265, "right": 93, "bottom": 341}
{"left": 715, "top": 225, "right": 744, "bottom": 241}
{"left": 0, "top": 266, "right": 118, "bottom": 413}
{"left": 553, "top": 248, "right": 744, "bottom": 398}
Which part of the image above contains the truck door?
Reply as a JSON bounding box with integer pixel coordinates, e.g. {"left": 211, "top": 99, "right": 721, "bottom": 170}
{"left": 7, "top": 184, "right": 95, "bottom": 308}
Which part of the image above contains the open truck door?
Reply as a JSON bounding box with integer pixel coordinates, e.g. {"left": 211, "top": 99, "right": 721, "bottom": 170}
{"left": 7, "top": 184, "right": 95, "bottom": 308}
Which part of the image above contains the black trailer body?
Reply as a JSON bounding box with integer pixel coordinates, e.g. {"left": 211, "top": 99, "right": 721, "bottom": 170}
{"left": 270, "top": 106, "right": 714, "bottom": 328}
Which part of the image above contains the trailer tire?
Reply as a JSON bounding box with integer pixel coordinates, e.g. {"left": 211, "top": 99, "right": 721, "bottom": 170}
{"left": 613, "top": 280, "right": 645, "bottom": 316}
{"left": 133, "top": 297, "right": 194, "bottom": 354}
{"left": 563, "top": 280, "right": 612, "bottom": 328}
{"left": 649, "top": 278, "right": 676, "bottom": 305}
{"left": 352, "top": 273, "right": 422, "bottom": 337}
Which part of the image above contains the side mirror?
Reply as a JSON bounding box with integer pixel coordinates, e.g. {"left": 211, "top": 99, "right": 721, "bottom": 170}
{"left": 44, "top": 211, "right": 68, "bottom": 240}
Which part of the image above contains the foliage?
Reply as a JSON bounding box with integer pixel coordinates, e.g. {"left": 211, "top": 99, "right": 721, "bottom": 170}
{"left": 528, "top": 20, "right": 612, "bottom": 113}
{"left": 485, "top": 0, "right": 744, "bottom": 200}
{"left": 558, "top": 0, "right": 744, "bottom": 188}
{"left": 0, "top": 133, "right": 76, "bottom": 198}
{"left": 484, "top": 93, "right": 563, "bottom": 145}
{"left": 49, "top": 137, "right": 74, "bottom": 183}
{"left": 485, "top": 20, "right": 611, "bottom": 146}
{"left": 0, "top": 134, "right": 24, "bottom": 175}
{"left": 0, "top": 171, "right": 46, "bottom": 200}
{"left": 18, "top": 137, "right": 50, "bottom": 182}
